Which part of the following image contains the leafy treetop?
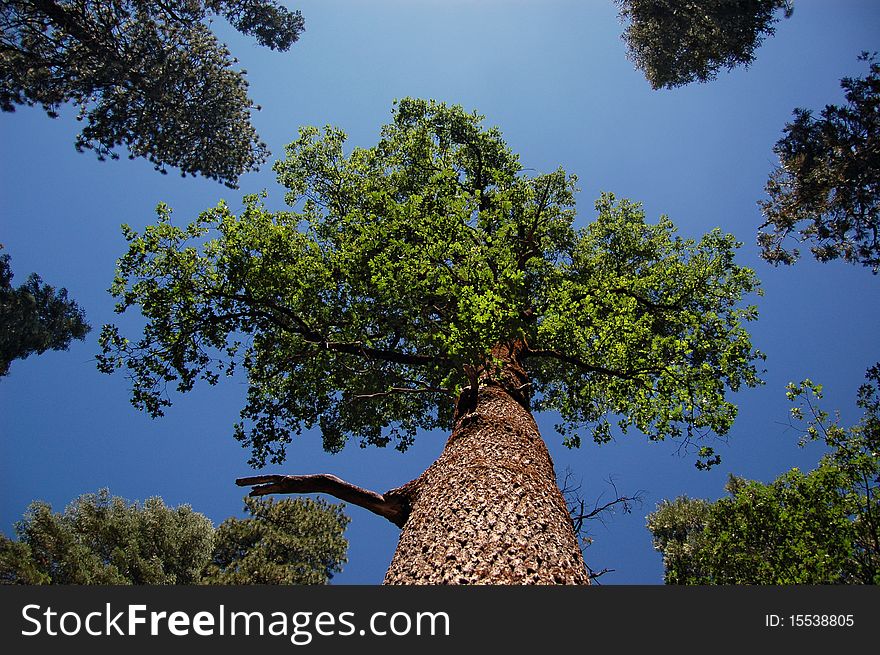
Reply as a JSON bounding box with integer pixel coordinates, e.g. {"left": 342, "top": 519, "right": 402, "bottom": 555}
{"left": 1, "top": 0, "right": 305, "bottom": 187}
{"left": 759, "top": 53, "right": 880, "bottom": 273}
{"left": 0, "top": 489, "right": 349, "bottom": 585}
{"left": 648, "top": 368, "right": 880, "bottom": 584}
{"left": 616, "top": 0, "right": 792, "bottom": 89}
{"left": 204, "top": 495, "right": 349, "bottom": 585}
{"left": 98, "top": 98, "right": 764, "bottom": 468}
{"left": 0, "top": 489, "right": 214, "bottom": 584}
{"left": 0, "top": 244, "right": 90, "bottom": 377}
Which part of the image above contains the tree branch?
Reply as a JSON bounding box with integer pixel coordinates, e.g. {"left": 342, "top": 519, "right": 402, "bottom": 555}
{"left": 352, "top": 385, "right": 453, "bottom": 401}
{"left": 610, "top": 286, "right": 682, "bottom": 312}
{"left": 212, "top": 290, "right": 447, "bottom": 368}
{"left": 521, "top": 347, "right": 642, "bottom": 380}
{"left": 322, "top": 341, "right": 444, "bottom": 368}
{"left": 235, "top": 473, "right": 411, "bottom": 527}
{"left": 572, "top": 494, "right": 644, "bottom": 524}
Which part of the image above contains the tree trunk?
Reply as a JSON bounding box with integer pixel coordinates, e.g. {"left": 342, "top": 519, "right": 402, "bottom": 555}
{"left": 383, "top": 344, "right": 590, "bottom": 585}
{"left": 238, "top": 342, "right": 591, "bottom": 584}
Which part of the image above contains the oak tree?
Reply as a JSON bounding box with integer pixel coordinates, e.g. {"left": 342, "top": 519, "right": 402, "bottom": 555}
{"left": 98, "top": 99, "right": 763, "bottom": 584}
{"left": 0, "top": 1, "right": 305, "bottom": 187}
{"left": 616, "top": 0, "right": 793, "bottom": 89}
{"left": 759, "top": 54, "right": 880, "bottom": 273}
{"left": 0, "top": 245, "right": 90, "bottom": 377}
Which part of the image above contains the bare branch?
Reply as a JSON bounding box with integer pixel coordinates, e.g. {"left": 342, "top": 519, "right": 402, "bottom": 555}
{"left": 586, "top": 566, "right": 615, "bottom": 583}
{"left": 236, "top": 473, "right": 411, "bottom": 527}
{"left": 573, "top": 493, "right": 644, "bottom": 524}
{"left": 561, "top": 468, "right": 646, "bottom": 557}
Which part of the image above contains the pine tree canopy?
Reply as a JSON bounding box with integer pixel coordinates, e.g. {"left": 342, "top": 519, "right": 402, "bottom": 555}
{"left": 1, "top": 0, "right": 305, "bottom": 186}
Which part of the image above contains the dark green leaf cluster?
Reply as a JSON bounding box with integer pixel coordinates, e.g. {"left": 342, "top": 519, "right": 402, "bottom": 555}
{"left": 203, "top": 496, "right": 349, "bottom": 585}
{"left": 207, "top": 0, "right": 304, "bottom": 51}
{"left": 648, "top": 371, "right": 880, "bottom": 584}
{"left": 0, "top": 245, "right": 90, "bottom": 377}
{"left": 616, "top": 0, "right": 792, "bottom": 89}
{"left": 759, "top": 54, "right": 880, "bottom": 272}
{"left": 99, "top": 99, "right": 763, "bottom": 467}
{"left": 0, "top": 489, "right": 349, "bottom": 585}
{"left": 0, "top": 489, "right": 214, "bottom": 584}
{"left": 0, "top": 1, "right": 305, "bottom": 187}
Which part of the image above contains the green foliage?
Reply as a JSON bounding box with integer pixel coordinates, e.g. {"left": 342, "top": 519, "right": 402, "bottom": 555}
{"left": 643, "top": 495, "right": 713, "bottom": 584}
{"left": 0, "top": 244, "right": 90, "bottom": 377}
{"left": 616, "top": 0, "right": 792, "bottom": 89}
{"left": 759, "top": 53, "right": 880, "bottom": 272}
{"left": 0, "top": 1, "right": 305, "bottom": 187}
{"left": 99, "top": 98, "right": 763, "bottom": 468}
{"left": 533, "top": 194, "right": 763, "bottom": 465}
{"left": 648, "top": 371, "right": 880, "bottom": 584}
{"left": 203, "top": 496, "right": 349, "bottom": 585}
{"left": 0, "top": 489, "right": 349, "bottom": 585}
{"left": 651, "top": 472, "right": 857, "bottom": 584}
{"left": 0, "top": 538, "right": 48, "bottom": 584}
{"left": 0, "top": 489, "right": 214, "bottom": 584}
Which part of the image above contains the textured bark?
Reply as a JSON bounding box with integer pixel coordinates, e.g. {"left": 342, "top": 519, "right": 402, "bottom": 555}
{"left": 236, "top": 342, "right": 591, "bottom": 584}
{"left": 383, "top": 344, "right": 590, "bottom": 585}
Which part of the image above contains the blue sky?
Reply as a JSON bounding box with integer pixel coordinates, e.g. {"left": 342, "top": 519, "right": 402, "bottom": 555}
{"left": 1, "top": 0, "right": 879, "bottom": 584}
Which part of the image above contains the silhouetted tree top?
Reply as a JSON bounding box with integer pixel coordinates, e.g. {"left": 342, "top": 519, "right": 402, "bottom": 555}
{"left": 0, "top": 244, "right": 90, "bottom": 377}
{"left": 759, "top": 53, "right": 880, "bottom": 273}
{"left": 616, "top": 0, "right": 793, "bottom": 89}
{"left": 0, "top": 1, "right": 305, "bottom": 187}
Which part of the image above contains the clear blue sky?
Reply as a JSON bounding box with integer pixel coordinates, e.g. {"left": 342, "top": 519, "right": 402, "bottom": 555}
{"left": 1, "top": 0, "right": 878, "bottom": 584}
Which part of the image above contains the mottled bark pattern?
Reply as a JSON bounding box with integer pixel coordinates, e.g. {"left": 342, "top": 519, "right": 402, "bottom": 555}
{"left": 383, "top": 348, "right": 590, "bottom": 584}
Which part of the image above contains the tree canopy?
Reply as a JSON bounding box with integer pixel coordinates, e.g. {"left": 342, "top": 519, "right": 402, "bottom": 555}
{"left": 0, "top": 1, "right": 305, "bottom": 187}
{"left": 0, "top": 244, "right": 90, "bottom": 377}
{"left": 98, "top": 98, "right": 764, "bottom": 469}
{"left": 0, "top": 489, "right": 349, "bottom": 584}
{"left": 759, "top": 53, "right": 880, "bottom": 273}
{"left": 0, "top": 489, "right": 213, "bottom": 584}
{"left": 615, "top": 0, "right": 793, "bottom": 89}
{"left": 648, "top": 369, "right": 880, "bottom": 584}
{"left": 203, "top": 496, "right": 349, "bottom": 585}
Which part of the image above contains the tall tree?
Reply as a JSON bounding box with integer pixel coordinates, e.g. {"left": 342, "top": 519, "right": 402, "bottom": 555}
{"left": 648, "top": 369, "right": 880, "bottom": 584}
{"left": 615, "top": 0, "right": 793, "bottom": 89}
{"left": 758, "top": 54, "right": 880, "bottom": 273}
{"left": 0, "top": 244, "right": 90, "bottom": 377}
{"left": 0, "top": 489, "right": 349, "bottom": 584}
{"left": 0, "top": 1, "right": 305, "bottom": 187}
{"left": 98, "top": 98, "right": 763, "bottom": 584}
